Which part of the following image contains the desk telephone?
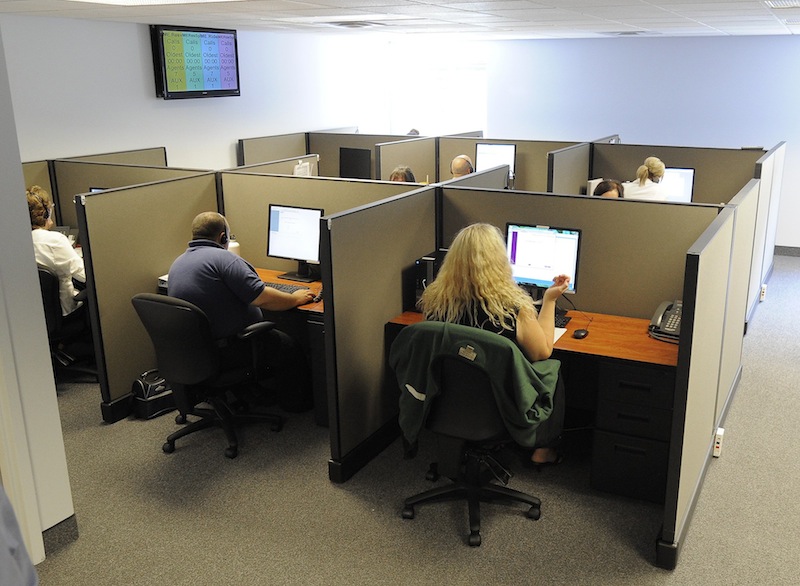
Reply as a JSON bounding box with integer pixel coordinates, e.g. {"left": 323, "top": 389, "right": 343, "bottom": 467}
{"left": 649, "top": 300, "right": 682, "bottom": 343}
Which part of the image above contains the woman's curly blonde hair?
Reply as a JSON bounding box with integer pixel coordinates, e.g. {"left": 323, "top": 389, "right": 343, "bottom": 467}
{"left": 420, "top": 223, "right": 534, "bottom": 331}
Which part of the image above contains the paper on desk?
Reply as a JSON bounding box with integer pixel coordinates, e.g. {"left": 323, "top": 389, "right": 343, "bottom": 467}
{"left": 554, "top": 328, "right": 567, "bottom": 343}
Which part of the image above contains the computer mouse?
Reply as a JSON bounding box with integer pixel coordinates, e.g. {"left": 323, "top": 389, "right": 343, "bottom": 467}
{"left": 572, "top": 328, "right": 589, "bottom": 339}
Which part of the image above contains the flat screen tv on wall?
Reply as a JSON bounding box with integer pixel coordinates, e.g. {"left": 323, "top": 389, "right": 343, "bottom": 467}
{"left": 150, "top": 25, "right": 241, "bottom": 100}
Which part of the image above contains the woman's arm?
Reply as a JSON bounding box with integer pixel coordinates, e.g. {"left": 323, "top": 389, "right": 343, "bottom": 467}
{"left": 516, "top": 275, "right": 570, "bottom": 362}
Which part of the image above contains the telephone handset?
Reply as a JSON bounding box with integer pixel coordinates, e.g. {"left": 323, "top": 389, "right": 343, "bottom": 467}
{"left": 649, "top": 300, "right": 682, "bottom": 343}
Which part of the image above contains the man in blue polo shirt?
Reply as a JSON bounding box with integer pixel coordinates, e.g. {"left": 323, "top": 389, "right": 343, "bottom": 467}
{"left": 168, "top": 211, "right": 315, "bottom": 411}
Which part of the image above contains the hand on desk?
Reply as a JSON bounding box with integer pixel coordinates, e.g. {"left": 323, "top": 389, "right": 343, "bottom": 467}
{"left": 293, "top": 288, "right": 316, "bottom": 306}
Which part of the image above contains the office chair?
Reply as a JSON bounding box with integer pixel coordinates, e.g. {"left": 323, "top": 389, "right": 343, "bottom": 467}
{"left": 36, "top": 264, "right": 97, "bottom": 379}
{"left": 131, "top": 293, "right": 284, "bottom": 459}
{"left": 392, "top": 323, "right": 549, "bottom": 547}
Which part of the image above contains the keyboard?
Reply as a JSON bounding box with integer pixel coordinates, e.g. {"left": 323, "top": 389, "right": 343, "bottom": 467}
{"left": 555, "top": 313, "right": 571, "bottom": 328}
{"left": 266, "top": 282, "right": 310, "bottom": 294}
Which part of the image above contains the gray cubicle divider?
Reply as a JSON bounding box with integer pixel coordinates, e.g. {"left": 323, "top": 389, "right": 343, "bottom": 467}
{"left": 75, "top": 174, "right": 219, "bottom": 423}
{"left": 659, "top": 207, "right": 737, "bottom": 569}
{"left": 237, "top": 132, "right": 308, "bottom": 166}
{"left": 439, "top": 137, "right": 578, "bottom": 192}
{"left": 53, "top": 159, "right": 209, "bottom": 229}
{"left": 376, "top": 137, "right": 437, "bottom": 184}
{"left": 220, "top": 172, "right": 417, "bottom": 273}
{"left": 443, "top": 165, "right": 510, "bottom": 190}
{"left": 227, "top": 154, "right": 320, "bottom": 178}
{"left": 591, "top": 142, "right": 763, "bottom": 205}
{"left": 21, "top": 160, "right": 55, "bottom": 213}
{"left": 308, "top": 132, "right": 411, "bottom": 179}
{"left": 749, "top": 142, "right": 786, "bottom": 321}
{"left": 322, "top": 187, "right": 437, "bottom": 482}
{"left": 63, "top": 146, "right": 168, "bottom": 166}
{"left": 440, "top": 187, "right": 721, "bottom": 319}
{"left": 547, "top": 142, "right": 591, "bottom": 194}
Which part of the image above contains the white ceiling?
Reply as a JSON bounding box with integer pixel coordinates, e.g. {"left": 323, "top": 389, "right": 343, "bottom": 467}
{"left": 1, "top": 0, "right": 800, "bottom": 39}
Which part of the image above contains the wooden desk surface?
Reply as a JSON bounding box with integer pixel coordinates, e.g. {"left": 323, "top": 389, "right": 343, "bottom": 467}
{"left": 388, "top": 310, "right": 678, "bottom": 367}
{"left": 256, "top": 268, "right": 323, "bottom": 314}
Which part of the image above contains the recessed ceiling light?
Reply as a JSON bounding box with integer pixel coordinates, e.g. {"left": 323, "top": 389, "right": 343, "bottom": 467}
{"left": 764, "top": 0, "right": 800, "bottom": 9}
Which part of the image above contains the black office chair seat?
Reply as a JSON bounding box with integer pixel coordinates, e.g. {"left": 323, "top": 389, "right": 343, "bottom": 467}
{"left": 401, "top": 354, "right": 541, "bottom": 547}
{"left": 131, "top": 293, "right": 284, "bottom": 459}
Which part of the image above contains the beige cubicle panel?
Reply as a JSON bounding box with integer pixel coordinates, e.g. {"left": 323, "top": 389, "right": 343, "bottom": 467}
{"left": 752, "top": 142, "right": 786, "bottom": 311}
{"left": 439, "top": 137, "right": 577, "bottom": 192}
{"left": 76, "top": 174, "right": 218, "bottom": 422}
{"left": 22, "top": 160, "right": 52, "bottom": 198}
{"left": 237, "top": 133, "right": 308, "bottom": 166}
{"left": 220, "top": 172, "right": 416, "bottom": 273}
{"left": 63, "top": 147, "right": 167, "bottom": 166}
{"left": 226, "top": 154, "right": 320, "bottom": 177}
{"left": 53, "top": 160, "right": 209, "bottom": 229}
{"left": 307, "top": 132, "right": 410, "bottom": 179}
{"left": 547, "top": 142, "right": 592, "bottom": 194}
{"left": 376, "top": 137, "right": 436, "bottom": 184}
{"left": 660, "top": 208, "right": 736, "bottom": 569}
{"left": 322, "top": 188, "right": 437, "bottom": 481}
{"left": 442, "top": 166, "right": 509, "bottom": 189}
{"left": 441, "top": 188, "right": 721, "bottom": 320}
{"left": 591, "top": 143, "right": 763, "bottom": 205}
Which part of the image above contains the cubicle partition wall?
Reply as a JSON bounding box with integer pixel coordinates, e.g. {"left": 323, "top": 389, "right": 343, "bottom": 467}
{"left": 748, "top": 142, "right": 786, "bottom": 321}
{"left": 439, "top": 137, "right": 577, "bottom": 192}
{"left": 307, "top": 132, "right": 410, "bottom": 179}
{"left": 63, "top": 146, "right": 168, "bottom": 166}
{"left": 376, "top": 137, "right": 437, "bottom": 183}
{"left": 237, "top": 132, "right": 308, "bottom": 166}
{"left": 321, "top": 188, "right": 437, "bottom": 482}
{"left": 659, "top": 207, "right": 737, "bottom": 569}
{"left": 220, "top": 172, "right": 418, "bottom": 273}
{"left": 22, "top": 159, "right": 55, "bottom": 214}
{"left": 441, "top": 188, "right": 720, "bottom": 319}
{"left": 53, "top": 159, "right": 209, "bottom": 229}
{"left": 75, "top": 174, "right": 218, "bottom": 422}
{"left": 591, "top": 143, "right": 763, "bottom": 205}
{"left": 226, "top": 155, "right": 320, "bottom": 179}
{"left": 547, "top": 142, "right": 592, "bottom": 194}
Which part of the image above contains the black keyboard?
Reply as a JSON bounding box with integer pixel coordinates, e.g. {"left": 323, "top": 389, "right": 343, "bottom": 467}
{"left": 555, "top": 313, "right": 571, "bottom": 328}
{"left": 267, "top": 282, "right": 310, "bottom": 294}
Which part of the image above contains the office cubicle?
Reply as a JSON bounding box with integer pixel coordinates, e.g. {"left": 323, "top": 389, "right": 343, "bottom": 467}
{"left": 237, "top": 132, "right": 308, "bottom": 166}
{"left": 226, "top": 154, "right": 321, "bottom": 182}
{"left": 439, "top": 137, "right": 578, "bottom": 192}
{"left": 376, "top": 137, "right": 437, "bottom": 184}
{"left": 547, "top": 142, "right": 591, "bottom": 195}
{"left": 63, "top": 146, "right": 168, "bottom": 166}
{"left": 52, "top": 159, "right": 208, "bottom": 229}
{"left": 75, "top": 174, "right": 218, "bottom": 422}
{"left": 307, "top": 132, "right": 414, "bottom": 180}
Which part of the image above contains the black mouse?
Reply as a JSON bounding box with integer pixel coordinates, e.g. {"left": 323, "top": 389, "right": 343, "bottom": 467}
{"left": 572, "top": 328, "right": 589, "bottom": 339}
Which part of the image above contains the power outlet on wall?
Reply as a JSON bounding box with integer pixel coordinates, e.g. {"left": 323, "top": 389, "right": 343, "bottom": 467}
{"left": 713, "top": 428, "right": 724, "bottom": 457}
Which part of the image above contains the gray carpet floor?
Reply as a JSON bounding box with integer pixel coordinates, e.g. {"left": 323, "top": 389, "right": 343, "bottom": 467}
{"left": 35, "top": 254, "right": 800, "bottom": 585}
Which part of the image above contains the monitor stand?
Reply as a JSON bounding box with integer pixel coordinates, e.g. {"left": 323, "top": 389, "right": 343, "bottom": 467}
{"left": 278, "top": 261, "right": 317, "bottom": 283}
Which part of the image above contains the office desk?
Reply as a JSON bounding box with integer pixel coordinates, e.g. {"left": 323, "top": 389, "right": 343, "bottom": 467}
{"left": 385, "top": 310, "right": 678, "bottom": 502}
{"left": 256, "top": 269, "right": 327, "bottom": 426}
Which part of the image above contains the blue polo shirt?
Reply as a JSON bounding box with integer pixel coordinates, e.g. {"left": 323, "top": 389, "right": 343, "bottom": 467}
{"left": 168, "top": 239, "right": 265, "bottom": 339}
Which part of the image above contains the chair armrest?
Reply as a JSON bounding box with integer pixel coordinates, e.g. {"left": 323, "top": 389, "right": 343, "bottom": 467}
{"left": 237, "top": 320, "right": 276, "bottom": 341}
{"left": 74, "top": 289, "right": 88, "bottom": 303}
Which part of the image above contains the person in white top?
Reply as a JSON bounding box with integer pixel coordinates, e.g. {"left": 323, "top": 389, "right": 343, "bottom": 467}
{"left": 622, "top": 156, "right": 668, "bottom": 201}
{"left": 27, "top": 185, "right": 86, "bottom": 316}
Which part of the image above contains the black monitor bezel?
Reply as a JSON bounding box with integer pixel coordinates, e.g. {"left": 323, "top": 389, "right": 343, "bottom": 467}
{"left": 266, "top": 203, "right": 325, "bottom": 265}
{"left": 475, "top": 142, "right": 517, "bottom": 175}
{"left": 505, "top": 222, "right": 582, "bottom": 294}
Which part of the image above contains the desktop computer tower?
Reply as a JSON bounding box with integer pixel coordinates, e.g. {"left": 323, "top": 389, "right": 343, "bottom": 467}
{"left": 402, "top": 249, "right": 447, "bottom": 311}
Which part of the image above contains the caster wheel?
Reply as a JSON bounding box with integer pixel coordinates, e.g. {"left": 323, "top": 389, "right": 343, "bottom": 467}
{"left": 162, "top": 442, "right": 175, "bottom": 454}
{"left": 402, "top": 506, "right": 415, "bottom": 519}
{"left": 175, "top": 414, "right": 186, "bottom": 424}
{"left": 468, "top": 532, "right": 481, "bottom": 547}
{"left": 527, "top": 505, "right": 541, "bottom": 520}
{"left": 224, "top": 446, "right": 238, "bottom": 459}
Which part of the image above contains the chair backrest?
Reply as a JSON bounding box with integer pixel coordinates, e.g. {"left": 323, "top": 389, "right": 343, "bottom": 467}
{"left": 427, "top": 353, "right": 508, "bottom": 443}
{"left": 131, "top": 293, "right": 220, "bottom": 385}
{"left": 37, "top": 264, "right": 62, "bottom": 336}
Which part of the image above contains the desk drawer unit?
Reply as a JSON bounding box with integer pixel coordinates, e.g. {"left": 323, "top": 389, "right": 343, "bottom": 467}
{"left": 591, "top": 360, "right": 675, "bottom": 503}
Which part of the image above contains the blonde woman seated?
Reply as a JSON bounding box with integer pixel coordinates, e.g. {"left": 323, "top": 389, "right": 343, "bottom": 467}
{"left": 418, "top": 223, "right": 569, "bottom": 466}
{"left": 27, "top": 185, "right": 86, "bottom": 316}
{"left": 622, "top": 156, "right": 668, "bottom": 201}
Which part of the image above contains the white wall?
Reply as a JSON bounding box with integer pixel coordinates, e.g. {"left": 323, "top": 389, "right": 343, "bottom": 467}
{"left": 486, "top": 36, "right": 800, "bottom": 247}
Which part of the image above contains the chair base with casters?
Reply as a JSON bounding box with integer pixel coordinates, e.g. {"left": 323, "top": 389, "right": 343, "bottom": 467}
{"left": 164, "top": 390, "right": 283, "bottom": 459}
{"left": 402, "top": 442, "right": 541, "bottom": 546}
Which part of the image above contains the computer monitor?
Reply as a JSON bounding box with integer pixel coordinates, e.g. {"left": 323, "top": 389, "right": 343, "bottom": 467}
{"left": 475, "top": 143, "right": 516, "bottom": 177}
{"left": 660, "top": 167, "right": 695, "bottom": 202}
{"left": 505, "top": 223, "right": 582, "bottom": 294}
{"left": 266, "top": 204, "right": 324, "bottom": 282}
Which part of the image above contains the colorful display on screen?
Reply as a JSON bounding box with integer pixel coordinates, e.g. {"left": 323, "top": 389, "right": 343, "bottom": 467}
{"left": 162, "top": 29, "right": 238, "bottom": 93}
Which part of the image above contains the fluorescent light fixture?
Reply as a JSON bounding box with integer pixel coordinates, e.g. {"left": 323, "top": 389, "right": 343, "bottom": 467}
{"left": 764, "top": 0, "right": 800, "bottom": 8}
{"left": 67, "top": 0, "right": 244, "bottom": 5}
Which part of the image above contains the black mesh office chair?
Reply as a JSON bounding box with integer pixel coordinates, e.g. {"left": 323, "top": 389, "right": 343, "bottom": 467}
{"left": 131, "top": 293, "right": 284, "bottom": 459}
{"left": 37, "top": 264, "right": 97, "bottom": 379}
{"left": 397, "top": 341, "right": 543, "bottom": 547}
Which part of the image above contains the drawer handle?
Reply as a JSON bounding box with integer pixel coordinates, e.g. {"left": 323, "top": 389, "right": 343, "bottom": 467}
{"left": 613, "top": 444, "right": 647, "bottom": 457}
{"left": 619, "top": 380, "right": 653, "bottom": 393}
{"left": 616, "top": 412, "right": 650, "bottom": 424}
